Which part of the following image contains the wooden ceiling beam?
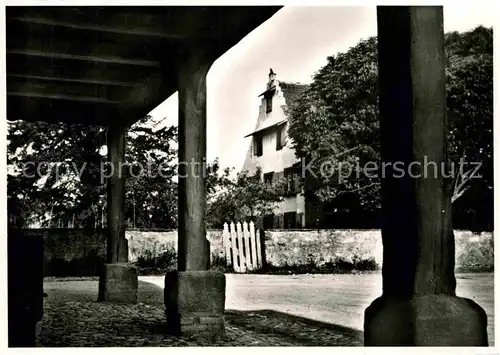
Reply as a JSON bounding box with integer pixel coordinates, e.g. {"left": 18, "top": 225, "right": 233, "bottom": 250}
{"left": 7, "top": 49, "right": 161, "bottom": 67}
{"left": 7, "top": 78, "right": 130, "bottom": 102}
{"left": 7, "top": 57, "right": 164, "bottom": 84}
{"left": 7, "top": 92, "right": 121, "bottom": 104}
{"left": 11, "top": 15, "right": 188, "bottom": 40}
{"left": 7, "top": 74, "right": 138, "bottom": 87}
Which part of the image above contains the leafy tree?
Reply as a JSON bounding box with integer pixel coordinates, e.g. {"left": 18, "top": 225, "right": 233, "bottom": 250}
{"left": 7, "top": 116, "right": 180, "bottom": 228}
{"left": 445, "top": 26, "right": 493, "bottom": 230}
{"left": 206, "top": 167, "right": 286, "bottom": 228}
{"left": 8, "top": 115, "right": 234, "bottom": 229}
{"left": 7, "top": 121, "right": 106, "bottom": 227}
{"left": 287, "top": 26, "right": 493, "bottom": 229}
{"left": 124, "top": 117, "right": 178, "bottom": 229}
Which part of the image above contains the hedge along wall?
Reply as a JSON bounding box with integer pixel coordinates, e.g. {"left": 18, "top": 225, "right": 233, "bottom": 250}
{"left": 126, "top": 229, "right": 225, "bottom": 264}
{"left": 19, "top": 228, "right": 493, "bottom": 276}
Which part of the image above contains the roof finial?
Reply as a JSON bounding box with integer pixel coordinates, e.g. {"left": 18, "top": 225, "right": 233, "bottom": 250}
{"left": 269, "top": 68, "right": 276, "bottom": 76}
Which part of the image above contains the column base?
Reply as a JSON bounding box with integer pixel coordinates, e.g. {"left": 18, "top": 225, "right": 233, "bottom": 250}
{"left": 164, "top": 270, "right": 225, "bottom": 337}
{"left": 98, "top": 263, "right": 138, "bottom": 304}
{"left": 364, "top": 294, "right": 488, "bottom": 346}
{"left": 8, "top": 319, "right": 37, "bottom": 347}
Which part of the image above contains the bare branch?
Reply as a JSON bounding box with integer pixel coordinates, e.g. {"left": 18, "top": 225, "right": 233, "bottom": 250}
{"left": 329, "top": 182, "right": 380, "bottom": 199}
{"left": 452, "top": 166, "right": 475, "bottom": 204}
{"left": 452, "top": 185, "right": 470, "bottom": 204}
{"left": 334, "top": 145, "right": 361, "bottom": 158}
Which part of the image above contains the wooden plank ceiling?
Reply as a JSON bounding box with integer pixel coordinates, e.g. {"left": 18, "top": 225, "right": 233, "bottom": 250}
{"left": 6, "top": 6, "right": 281, "bottom": 126}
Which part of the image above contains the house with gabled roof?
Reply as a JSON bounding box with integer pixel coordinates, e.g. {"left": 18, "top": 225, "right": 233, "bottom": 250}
{"left": 242, "top": 69, "right": 309, "bottom": 229}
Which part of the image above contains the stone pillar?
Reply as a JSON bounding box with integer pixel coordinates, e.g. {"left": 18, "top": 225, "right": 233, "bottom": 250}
{"left": 98, "top": 124, "right": 138, "bottom": 304}
{"left": 364, "top": 6, "right": 488, "bottom": 346}
{"left": 164, "top": 44, "right": 225, "bottom": 337}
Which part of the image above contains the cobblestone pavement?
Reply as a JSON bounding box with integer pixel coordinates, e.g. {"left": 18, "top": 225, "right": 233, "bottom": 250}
{"left": 39, "top": 279, "right": 362, "bottom": 346}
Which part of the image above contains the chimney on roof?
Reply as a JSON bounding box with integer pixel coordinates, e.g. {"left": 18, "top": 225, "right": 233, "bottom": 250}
{"left": 268, "top": 68, "right": 277, "bottom": 88}
{"left": 269, "top": 68, "right": 276, "bottom": 82}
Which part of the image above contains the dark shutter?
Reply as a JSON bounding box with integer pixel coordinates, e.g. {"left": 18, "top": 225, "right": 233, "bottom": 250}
{"left": 278, "top": 214, "right": 285, "bottom": 229}
{"left": 296, "top": 213, "right": 304, "bottom": 228}
{"left": 273, "top": 215, "right": 279, "bottom": 229}
{"left": 276, "top": 125, "right": 285, "bottom": 151}
{"left": 263, "top": 214, "right": 274, "bottom": 229}
{"left": 294, "top": 174, "right": 301, "bottom": 194}
{"left": 284, "top": 212, "right": 297, "bottom": 229}
{"left": 254, "top": 135, "right": 263, "bottom": 156}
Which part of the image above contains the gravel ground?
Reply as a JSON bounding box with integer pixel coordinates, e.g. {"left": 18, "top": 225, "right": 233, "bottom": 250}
{"left": 145, "top": 272, "right": 495, "bottom": 346}
{"left": 39, "top": 279, "right": 362, "bottom": 346}
{"left": 39, "top": 273, "right": 493, "bottom": 346}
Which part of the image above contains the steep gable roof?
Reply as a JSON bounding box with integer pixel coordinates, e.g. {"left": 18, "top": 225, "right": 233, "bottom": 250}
{"left": 279, "top": 82, "right": 309, "bottom": 106}
{"left": 246, "top": 81, "right": 308, "bottom": 137}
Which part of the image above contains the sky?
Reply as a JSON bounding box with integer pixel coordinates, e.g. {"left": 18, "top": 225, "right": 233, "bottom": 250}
{"left": 148, "top": 5, "right": 496, "bottom": 171}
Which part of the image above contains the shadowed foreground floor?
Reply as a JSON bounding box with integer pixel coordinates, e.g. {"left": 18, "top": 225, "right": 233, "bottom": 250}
{"left": 143, "top": 272, "right": 495, "bottom": 346}
{"left": 39, "top": 279, "right": 362, "bottom": 346}
{"left": 39, "top": 273, "right": 493, "bottom": 346}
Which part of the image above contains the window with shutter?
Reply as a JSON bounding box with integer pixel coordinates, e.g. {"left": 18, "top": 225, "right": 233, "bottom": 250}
{"left": 284, "top": 167, "right": 296, "bottom": 196}
{"left": 264, "top": 172, "right": 274, "bottom": 185}
{"left": 294, "top": 173, "right": 301, "bottom": 194}
{"left": 296, "top": 213, "right": 304, "bottom": 228}
{"left": 273, "top": 215, "right": 279, "bottom": 229}
{"left": 278, "top": 214, "right": 285, "bottom": 229}
{"left": 254, "top": 135, "right": 263, "bottom": 157}
{"left": 265, "top": 95, "right": 273, "bottom": 113}
{"left": 284, "top": 212, "right": 297, "bottom": 229}
{"left": 263, "top": 214, "right": 274, "bottom": 229}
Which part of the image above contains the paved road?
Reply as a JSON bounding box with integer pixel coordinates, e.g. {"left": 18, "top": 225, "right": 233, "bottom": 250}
{"left": 141, "top": 272, "right": 494, "bottom": 345}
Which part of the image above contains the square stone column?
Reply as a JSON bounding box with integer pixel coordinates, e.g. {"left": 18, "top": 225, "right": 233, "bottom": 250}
{"left": 98, "top": 124, "right": 138, "bottom": 304}
{"left": 364, "top": 6, "right": 488, "bottom": 346}
{"left": 165, "top": 271, "right": 225, "bottom": 336}
{"left": 164, "top": 44, "right": 226, "bottom": 337}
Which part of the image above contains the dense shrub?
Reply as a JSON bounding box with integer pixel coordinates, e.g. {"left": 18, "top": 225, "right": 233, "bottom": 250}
{"left": 455, "top": 232, "right": 494, "bottom": 272}
{"left": 44, "top": 251, "right": 105, "bottom": 277}
{"left": 134, "top": 248, "right": 177, "bottom": 275}
{"left": 210, "top": 254, "right": 233, "bottom": 273}
{"left": 254, "top": 254, "right": 379, "bottom": 275}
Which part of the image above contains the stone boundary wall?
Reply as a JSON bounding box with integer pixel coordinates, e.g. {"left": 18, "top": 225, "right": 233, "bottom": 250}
{"left": 126, "top": 229, "right": 224, "bottom": 262}
{"left": 18, "top": 228, "right": 493, "bottom": 275}
{"left": 263, "top": 229, "right": 494, "bottom": 270}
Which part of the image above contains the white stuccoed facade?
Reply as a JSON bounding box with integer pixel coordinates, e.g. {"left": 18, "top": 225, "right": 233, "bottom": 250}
{"left": 241, "top": 70, "right": 307, "bottom": 228}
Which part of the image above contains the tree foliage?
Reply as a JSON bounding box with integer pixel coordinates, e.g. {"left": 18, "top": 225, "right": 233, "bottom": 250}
{"left": 206, "top": 167, "right": 286, "bottom": 229}
{"left": 8, "top": 115, "right": 250, "bottom": 230}
{"left": 8, "top": 121, "right": 106, "bottom": 227}
{"left": 7, "top": 116, "right": 181, "bottom": 228}
{"left": 287, "top": 26, "right": 493, "bottom": 229}
{"left": 124, "top": 116, "right": 178, "bottom": 228}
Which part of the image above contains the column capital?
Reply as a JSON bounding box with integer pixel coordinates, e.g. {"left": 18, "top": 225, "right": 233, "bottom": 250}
{"left": 176, "top": 41, "right": 219, "bottom": 78}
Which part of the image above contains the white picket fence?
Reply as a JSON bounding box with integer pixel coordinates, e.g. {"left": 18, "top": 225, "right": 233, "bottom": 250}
{"left": 222, "top": 221, "right": 262, "bottom": 273}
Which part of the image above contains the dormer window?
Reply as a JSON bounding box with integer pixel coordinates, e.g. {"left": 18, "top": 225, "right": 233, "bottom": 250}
{"left": 265, "top": 94, "right": 272, "bottom": 113}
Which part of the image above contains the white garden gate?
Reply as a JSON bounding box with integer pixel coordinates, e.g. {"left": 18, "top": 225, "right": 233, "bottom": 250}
{"left": 222, "top": 222, "right": 262, "bottom": 273}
